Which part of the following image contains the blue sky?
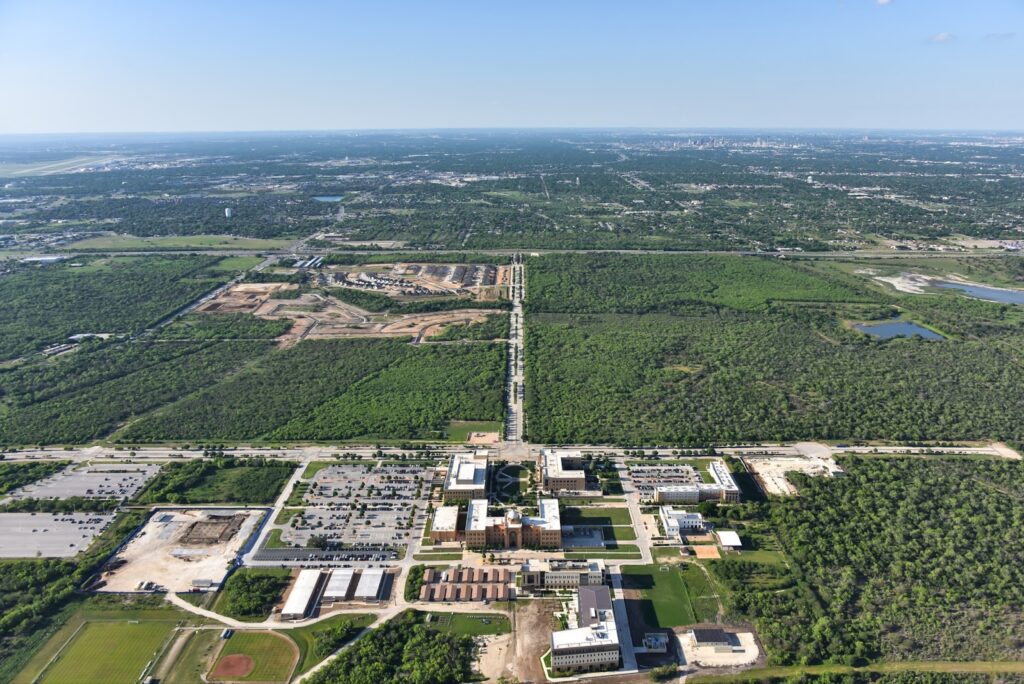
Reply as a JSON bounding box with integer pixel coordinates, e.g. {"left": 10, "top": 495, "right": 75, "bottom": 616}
{"left": 0, "top": 0, "right": 1021, "bottom": 133}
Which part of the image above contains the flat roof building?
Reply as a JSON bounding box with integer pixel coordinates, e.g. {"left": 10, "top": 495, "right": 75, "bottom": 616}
{"left": 465, "top": 499, "right": 562, "bottom": 549}
{"left": 550, "top": 585, "right": 620, "bottom": 673}
{"left": 659, "top": 506, "right": 705, "bottom": 538}
{"left": 354, "top": 568, "right": 385, "bottom": 601}
{"left": 323, "top": 568, "right": 355, "bottom": 601}
{"left": 654, "top": 459, "right": 740, "bottom": 504}
{"left": 542, "top": 449, "right": 586, "bottom": 492}
{"left": 443, "top": 452, "right": 488, "bottom": 502}
{"left": 429, "top": 505, "right": 460, "bottom": 543}
{"left": 521, "top": 558, "right": 606, "bottom": 590}
{"left": 281, "top": 570, "right": 325, "bottom": 620}
{"left": 716, "top": 530, "right": 742, "bottom": 549}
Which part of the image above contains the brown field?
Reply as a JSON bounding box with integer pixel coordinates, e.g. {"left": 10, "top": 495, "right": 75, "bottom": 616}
{"left": 691, "top": 545, "right": 722, "bottom": 559}
{"left": 212, "top": 654, "right": 254, "bottom": 679}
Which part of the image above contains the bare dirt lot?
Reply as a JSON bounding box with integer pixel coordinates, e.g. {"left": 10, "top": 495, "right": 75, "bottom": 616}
{"left": 512, "top": 599, "right": 561, "bottom": 684}
{"left": 197, "top": 282, "right": 498, "bottom": 346}
{"left": 100, "top": 509, "right": 263, "bottom": 592}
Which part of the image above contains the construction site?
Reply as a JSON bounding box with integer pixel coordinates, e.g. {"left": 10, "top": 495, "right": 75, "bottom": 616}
{"left": 98, "top": 508, "right": 264, "bottom": 593}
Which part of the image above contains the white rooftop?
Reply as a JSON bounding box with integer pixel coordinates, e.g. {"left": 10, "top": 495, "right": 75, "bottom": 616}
{"left": 716, "top": 530, "right": 742, "bottom": 548}
{"left": 432, "top": 505, "right": 459, "bottom": 532}
{"left": 281, "top": 569, "right": 322, "bottom": 617}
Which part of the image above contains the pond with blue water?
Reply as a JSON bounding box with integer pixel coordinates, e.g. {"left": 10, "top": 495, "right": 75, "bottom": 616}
{"left": 935, "top": 281, "right": 1024, "bottom": 305}
{"left": 854, "top": 320, "right": 945, "bottom": 340}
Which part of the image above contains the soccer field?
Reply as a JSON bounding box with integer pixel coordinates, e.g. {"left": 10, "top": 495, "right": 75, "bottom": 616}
{"left": 40, "top": 621, "right": 173, "bottom": 684}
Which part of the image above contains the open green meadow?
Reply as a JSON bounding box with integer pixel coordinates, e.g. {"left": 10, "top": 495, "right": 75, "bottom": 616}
{"left": 622, "top": 564, "right": 699, "bottom": 629}
{"left": 66, "top": 234, "right": 292, "bottom": 251}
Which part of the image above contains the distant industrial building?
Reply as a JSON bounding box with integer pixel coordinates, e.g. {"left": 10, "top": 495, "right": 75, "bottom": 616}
{"left": 520, "top": 558, "right": 606, "bottom": 590}
{"left": 281, "top": 569, "right": 325, "bottom": 620}
{"left": 224, "top": 207, "right": 233, "bottom": 218}
{"left": 443, "top": 452, "right": 488, "bottom": 502}
{"left": 550, "top": 585, "right": 621, "bottom": 673}
{"left": 542, "top": 449, "right": 586, "bottom": 492}
{"left": 654, "top": 459, "right": 740, "bottom": 504}
{"left": 689, "top": 628, "right": 733, "bottom": 651}
{"left": 465, "top": 499, "right": 561, "bottom": 549}
{"left": 659, "top": 506, "right": 705, "bottom": 538}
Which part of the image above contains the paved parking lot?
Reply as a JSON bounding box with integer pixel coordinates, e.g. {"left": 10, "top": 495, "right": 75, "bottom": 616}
{"left": 284, "top": 463, "right": 434, "bottom": 548}
{"left": 628, "top": 464, "right": 704, "bottom": 502}
{"left": 9, "top": 462, "right": 161, "bottom": 501}
{"left": 0, "top": 512, "right": 115, "bottom": 558}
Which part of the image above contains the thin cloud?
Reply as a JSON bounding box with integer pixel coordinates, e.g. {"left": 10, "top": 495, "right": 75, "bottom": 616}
{"left": 983, "top": 32, "right": 1016, "bottom": 41}
{"left": 928, "top": 32, "right": 955, "bottom": 43}
{"left": 876, "top": 0, "right": 893, "bottom": 5}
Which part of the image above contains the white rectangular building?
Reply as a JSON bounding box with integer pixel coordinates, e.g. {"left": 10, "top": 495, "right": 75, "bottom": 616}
{"left": 550, "top": 585, "right": 621, "bottom": 673}
{"left": 659, "top": 506, "right": 705, "bottom": 538}
{"left": 281, "top": 569, "right": 324, "bottom": 620}
{"left": 443, "top": 452, "right": 488, "bottom": 502}
{"left": 354, "top": 568, "right": 384, "bottom": 600}
{"left": 323, "top": 568, "right": 355, "bottom": 601}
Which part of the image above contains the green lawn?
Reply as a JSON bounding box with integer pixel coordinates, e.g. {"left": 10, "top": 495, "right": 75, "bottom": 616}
{"left": 40, "top": 621, "right": 174, "bottom": 684}
{"left": 622, "top": 565, "right": 696, "bottom": 629}
{"left": 285, "top": 613, "right": 374, "bottom": 674}
{"left": 446, "top": 420, "right": 502, "bottom": 441}
{"left": 212, "top": 631, "right": 297, "bottom": 682}
{"left": 430, "top": 612, "right": 510, "bottom": 636}
{"left": 602, "top": 526, "right": 637, "bottom": 542}
{"left": 163, "top": 630, "right": 220, "bottom": 684}
{"left": 561, "top": 506, "right": 632, "bottom": 526}
{"left": 413, "top": 552, "right": 464, "bottom": 561}
{"left": 564, "top": 551, "right": 642, "bottom": 560}
{"left": 680, "top": 564, "right": 719, "bottom": 622}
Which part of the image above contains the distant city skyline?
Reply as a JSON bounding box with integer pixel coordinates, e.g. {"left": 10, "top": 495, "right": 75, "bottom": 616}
{"left": 0, "top": 0, "right": 1021, "bottom": 134}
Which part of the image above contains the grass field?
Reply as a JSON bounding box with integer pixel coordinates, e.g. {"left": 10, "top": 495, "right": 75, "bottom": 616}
{"left": 560, "top": 506, "right": 633, "bottom": 526}
{"left": 163, "top": 630, "right": 220, "bottom": 684}
{"left": 40, "top": 621, "right": 174, "bottom": 684}
{"left": 212, "top": 631, "right": 297, "bottom": 683}
{"left": 680, "top": 564, "right": 719, "bottom": 622}
{"left": 65, "top": 234, "right": 293, "bottom": 251}
{"left": 413, "top": 552, "right": 464, "bottom": 561}
{"left": 285, "top": 613, "right": 374, "bottom": 674}
{"left": 430, "top": 612, "right": 510, "bottom": 636}
{"left": 622, "top": 564, "right": 696, "bottom": 629}
{"left": 446, "top": 420, "right": 502, "bottom": 441}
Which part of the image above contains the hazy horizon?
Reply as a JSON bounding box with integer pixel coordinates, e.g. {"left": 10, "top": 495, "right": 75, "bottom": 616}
{"left": 1, "top": 0, "right": 1022, "bottom": 135}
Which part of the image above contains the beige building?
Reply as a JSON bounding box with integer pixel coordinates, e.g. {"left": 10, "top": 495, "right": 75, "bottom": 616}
{"left": 542, "top": 449, "right": 586, "bottom": 492}
{"left": 465, "top": 499, "right": 562, "bottom": 549}
{"left": 550, "top": 585, "right": 621, "bottom": 673}
{"left": 520, "top": 558, "right": 606, "bottom": 590}
{"left": 429, "top": 505, "right": 460, "bottom": 543}
{"left": 654, "top": 459, "right": 740, "bottom": 504}
{"left": 443, "top": 451, "right": 488, "bottom": 502}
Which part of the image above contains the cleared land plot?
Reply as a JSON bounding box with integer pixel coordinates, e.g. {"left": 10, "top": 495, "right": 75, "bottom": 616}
{"left": 743, "top": 455, "right": 845, "bottom": 496}
{"left": 162, "top": 629, "right": 221, "bottom": 684}
{"left": 431, "top": 612, "right": 511, "bottom": 636}
{"left": 0, "top": 512, "right": 114, "bottom": 558}
{"left": 100, "top": 509, "right": 263, "bottom": 592}
{"left": 211, "top": 631, "right": 298, "bottom": 683}
{"left": 9, "top": 463, "right": 160, "bottom": 501}
{"left": 39, "top": 621, "right": 173, "bottom": 684}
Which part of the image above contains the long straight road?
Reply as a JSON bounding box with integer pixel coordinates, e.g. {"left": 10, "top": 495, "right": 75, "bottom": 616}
{"left": 505, "top": 253, "right": 526, "bottom": 443}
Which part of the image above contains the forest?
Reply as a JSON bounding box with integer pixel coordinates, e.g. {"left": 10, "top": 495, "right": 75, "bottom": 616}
{"left": 0, "top": 461, "right": 66, "bottom": 494}
{"left": 122, "top": 339, "right": 505, "bottom": 442}
{"left": 0, "top": 339, "right": 273, "bottom": 445}
{"left": 524, "top": 254, "right": 1024, "bottom": 445}
{"left": 717, "top": 457, "right": 1024, "bottom": 665}
{"left": 136, "top": 458, "right": 295, "bottom": 504}
{"left": 0, "top": 255, "right": 241, "bottom": 361}
{"left": 306, "top": 610, "right": 477, "bottom": 684}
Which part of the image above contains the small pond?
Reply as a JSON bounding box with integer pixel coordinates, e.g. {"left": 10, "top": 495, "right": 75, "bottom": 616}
{"left": 854, "top": 321, "right": 944, "bottom": 340}
{"left": 936, "top": 281, "right": 1024, "bottom": 305}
